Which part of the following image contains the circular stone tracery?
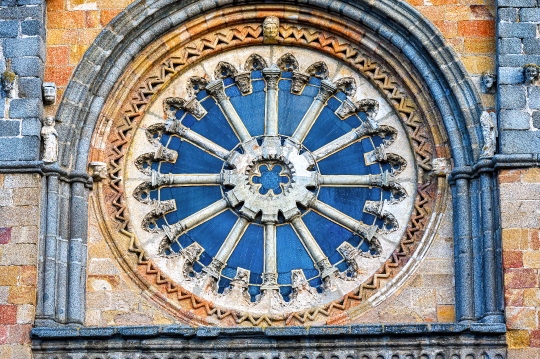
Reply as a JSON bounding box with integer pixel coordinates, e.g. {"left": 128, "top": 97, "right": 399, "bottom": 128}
{"left": 126, "top": 47, "right": 418, "bottom": 316}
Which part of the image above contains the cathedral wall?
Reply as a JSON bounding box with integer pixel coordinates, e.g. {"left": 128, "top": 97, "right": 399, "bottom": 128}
{"left": 0, "top": 174, "right": 40, "bottom": 359}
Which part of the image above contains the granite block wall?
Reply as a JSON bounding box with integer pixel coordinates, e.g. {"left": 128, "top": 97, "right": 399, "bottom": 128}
{"left": 0, "top": 174, "right": 40, "bottom": 359}
{"left": 0, "top": 0, "right": 44, "bottom": 163}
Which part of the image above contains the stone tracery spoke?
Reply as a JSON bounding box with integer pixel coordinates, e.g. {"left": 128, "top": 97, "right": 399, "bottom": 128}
{"left": 165, "top": 120, "right": 230, "bottom": 160}
{"left": 311, "top": 120, "right": 383, "bottom": 161}
{"left": 318, "top": 172, "right": 406, "bottom": 199}
{"left": 310, "top": 199, "right": 377, "bottom": 243}
{"left": 291, "top": 80, "right": 337, "bottom": 144}
{"left": 206, "top": 79, "right": 251, "bottom": 142}
{"left": 262, "top": 222, "right": 278, "bottom": 289}
{"left": 150, "top": 171, "right": 222, "bottom": 188}
{"left": 203, "top": 217, "right": 250, "bottom": 279}
{"left": 262, "top": 65, "right": 281, "bottom": 136}
{"left": 290, "top": 216, "right": 337, "bottom": 281}
{"left": 160, "top": 199, "right": 229, "bottom": 252}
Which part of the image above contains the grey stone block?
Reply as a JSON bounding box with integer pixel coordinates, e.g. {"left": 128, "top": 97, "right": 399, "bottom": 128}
{"left": 529, "top": 87, "right": 540, "bottom": 109}
{"left": 0, "top": 6, "right": 42, "bottom": 21}
{"left": 17, "top": 0, "right": 43, "bottom": 4}
{"left": 18, "top": 77, "right": 42, "bottom": 98}
{"left": 79, "top": 327, "right": 115, "bottom": 337}
{"left": 499, "top": 54, "right": 540, "bottom": 67}
{"left": 0, "top": 21, "right": 19, "bottom": 38}
{"left": 532, "top": 111, "right": 540, "bottom": 129}
{"left": 521, "top": 8, "right": 540, "bottom": 22}
{"left": 499, "top": 85, "right": 527, "bottom": 109}
{"left": 21, "top": 118, "right": 40, "bottom": 136}
{"left": 12, "top": 57, "right": 43, "bottom": 78}
{"left": 499, "top": 23, "right": 537, "bottom": 38}
{"left": 9, "top": 98, "right": 42, "bottom": 118}
{"left": 500, "top": 110, "right": 530, "bottom": 130}
{"left": 499, "top": 38, "right": 522, "bottom": 55}
{"left": 0, "top": 119, "right": 20, "bottom": 136}
{"left": 499, "top": 67, "right": 524, "bottom": 84}
{"left": 21, "top": 20, "right": 42, "bottom": 37}
{"left": 1, "top": 0, "right": 16, "bottom": 6}
{"left": 499, "top": 8, "right": 518, "bottom": 22}
{"left": 3, "top": 36, "right": 44, "bottom": 60}
{"left": 498, "top": 0, "right": 536, "bottom": 6}
{"left": 116, "top": 326, "right": 160, "bottom": 336}
{"left": 0, "top": 136, "right": 39, "bottom": 161}
{"left": 523, "top": 38, "right": 540, "bottom": 54}
{"left": 500, "top": 130, "right": 540, "bottom": 154}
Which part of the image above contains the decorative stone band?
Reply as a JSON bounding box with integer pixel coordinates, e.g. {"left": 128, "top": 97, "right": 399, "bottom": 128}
{"left": 89, "top": 6, "right": 448, "bottom": 326}
{"left": 31, "top": 324, "right": 507, "bottom": 359}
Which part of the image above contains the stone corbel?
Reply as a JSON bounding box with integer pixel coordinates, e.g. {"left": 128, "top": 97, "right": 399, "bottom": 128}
{"left": 88, "top": 161, "right": 108, "bottom": 181}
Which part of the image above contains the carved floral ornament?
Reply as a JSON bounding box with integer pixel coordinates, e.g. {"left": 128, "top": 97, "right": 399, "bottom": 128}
{"left": 89, "top": 9, "right": 450, "bottom": 326}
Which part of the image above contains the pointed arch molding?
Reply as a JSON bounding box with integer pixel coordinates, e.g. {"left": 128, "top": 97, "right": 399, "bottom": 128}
{"left": 34, "top": 0, "right": 504, "bottom": 334}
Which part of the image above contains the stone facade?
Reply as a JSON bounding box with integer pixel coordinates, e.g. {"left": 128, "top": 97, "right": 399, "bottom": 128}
{"left": 0, "top": 0, "right": 537, "bottom": 358}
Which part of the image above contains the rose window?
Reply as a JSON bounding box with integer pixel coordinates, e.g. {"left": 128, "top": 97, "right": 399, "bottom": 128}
{"left": 127, "top": 49, "right": 415, "bottom": 315}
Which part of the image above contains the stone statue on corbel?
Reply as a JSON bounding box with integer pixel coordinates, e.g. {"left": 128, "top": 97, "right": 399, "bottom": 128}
{"left": 480, "top": 111, "right": 497, "bottom": 159}
{"left": 41, "top": 116, "right": 58, "bottom": 164}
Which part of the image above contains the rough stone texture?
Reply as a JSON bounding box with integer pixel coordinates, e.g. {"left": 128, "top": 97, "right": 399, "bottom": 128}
{"left": 500, "top": 169, "right": 540, "bottom": 358}
{"left": 0, "top": 0, "right": 44, "bottom": 162}
{"left": 0, "top": 174, "right": 39, "bottom": 358}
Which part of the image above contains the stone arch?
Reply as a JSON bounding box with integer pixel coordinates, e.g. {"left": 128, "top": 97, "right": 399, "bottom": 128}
{"left": 37, "top": 0, "right": 503, "bottom": 326}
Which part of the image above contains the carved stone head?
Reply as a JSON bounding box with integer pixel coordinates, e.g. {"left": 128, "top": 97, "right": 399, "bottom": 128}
{"left": 43, "top": 82, "right": 57, "bottom": 105}
{"left": 43, "top": 115, "right": 55, "bottom": 127}
{"left": 431, "top": 158, "right": 451, "bottom": 177}
{"left": 480, "top": 72, "right": 496, "bottom": 93}
{"left": 263, "top": 16, "right": 280, "bottom": 44}
{"left": 524, "top": 64, "right": 540, "bottom": 85}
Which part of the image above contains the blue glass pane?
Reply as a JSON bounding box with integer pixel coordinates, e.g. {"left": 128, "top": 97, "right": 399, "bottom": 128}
{"left": 159, "top": 136, "right": 223, "bottom": 175}
{"left": 191, "top": 98, "right": 238, "bottom": 150}
{"left": 317, "top": 141, "right": 371, "bottom": 175}
{"left": 302, "top": 211, "right": 355, "bottom": 265}
{"left": 230, "top": 85, "right": 265, "bottom": 136}
{"left": 226, "top": 224, "right": 264, "bottom": 284}
{"left": 303, "top": 106, "right": 356, "bottom": 151}
{"left": 276, "top": 224, "right": 317, "bottom": 285}
{"left": 317, "top": 187, "right": 378, "bottom": 224}
{"left": 161, "top": 186, "right": 222, "bottom": 226}
{"left": 278, "top": 80, "right": 314, "bottom": 136}
{"left": 188, "top": 210, "right": 238, "bottom": 258}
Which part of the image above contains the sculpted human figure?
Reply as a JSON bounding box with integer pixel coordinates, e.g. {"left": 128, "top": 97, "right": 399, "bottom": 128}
{"left": 263, "top": 16, "right": 280, "bottom": 44}
{"left": 480, "top": 111, "right": 497, "bottom": 159}
{"left": 41, "top": 116, "right": 58, "bottom": 163}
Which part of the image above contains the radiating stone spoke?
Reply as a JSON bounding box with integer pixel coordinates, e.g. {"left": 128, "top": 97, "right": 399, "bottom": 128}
{"left": 312, "top": 120, "right": 380, "bottom": 161}
{"left": 290, "top": 217, "right": 337, "bottom": 280}
{"left": 310, "top": 200, "right": 376, "bottom": 241}
{"left": 263, "top": 65, "right": 281, "bottom": 136}
{"left": 166, "top": 120, "right": 230, "bottom": 160}
{"left": 320, "top": 172, "right": 406, "bottom": 200}
{"left": 162, "top": 199, "right": 229, "bottom": 243}
{"left": 262, "top": 222, "right": 278, "bottom": 289}
{"left": 319, "top": 174, "right": 373, "bottom": 187}
{"left": 206, "top": 80, "right": 251, "bottom": 142}
{"left": 291, "top": 80, "right": 337, "bottom": 144}
{"left": 151, "top": 172, "right": 222, "bottom": 188}
{"left": 203, "top": 217, "right": 250, "bottom": 279}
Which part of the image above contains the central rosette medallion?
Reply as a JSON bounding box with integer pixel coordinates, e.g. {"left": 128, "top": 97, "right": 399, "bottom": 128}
{"left": 222, "top": 136, "right": 318, "bottom": 224}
